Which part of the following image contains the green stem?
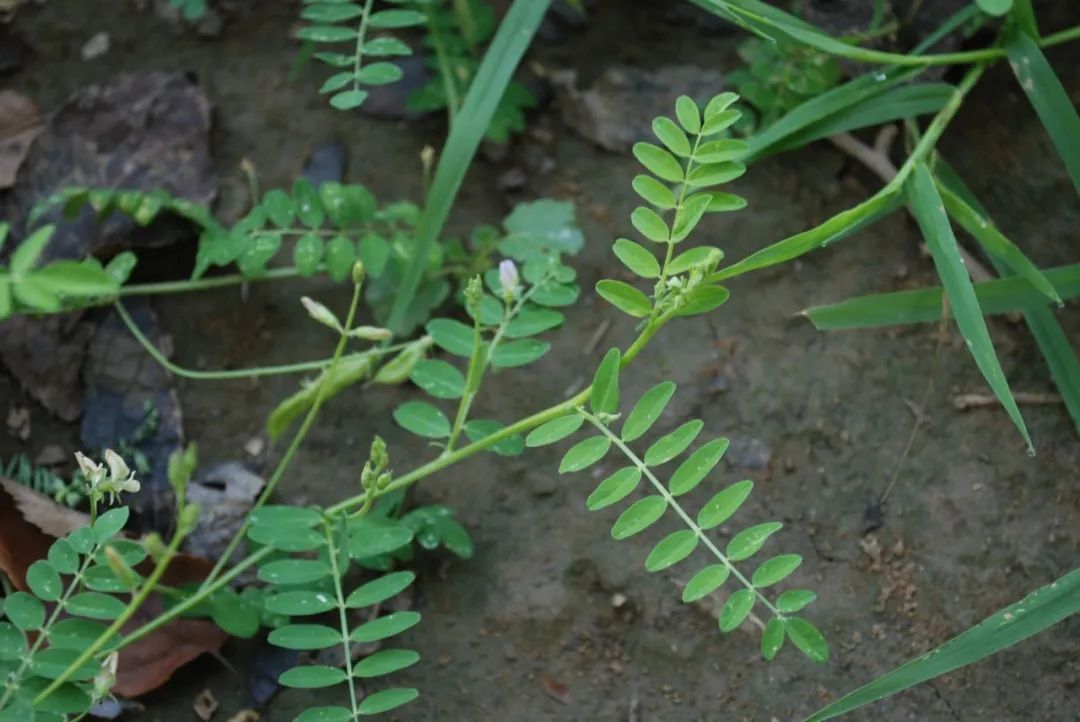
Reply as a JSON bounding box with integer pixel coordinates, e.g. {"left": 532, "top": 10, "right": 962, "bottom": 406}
{"left": 115, "top": 300, "right": 409, "bottom": 381}
{"left": 580, "top": 409, "right": 779, "bottom": 616}
{"left": 351, "top": 0, "right": 376, "bottom": 99}
{"left": 117, "top": 266, "right": 305, "bottom": 297}
{"left": 652, "top": 131, "right": 704, "bottom": 320}
{"left": 323, "top": 519, "right": 361, "bottom": 720}
{"left": 34, "top": 524, "right": 186, "bottom": 703}
{"left": 200, "top": 281, "right": 365, "bottom": 588}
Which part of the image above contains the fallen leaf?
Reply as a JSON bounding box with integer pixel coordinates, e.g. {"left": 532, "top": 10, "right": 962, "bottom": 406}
{"left": 226, "top": 711, "right": 260, "bottom": 722}
{"left": 193, "top": 688, "right": 219, "bottom": 721}
{"left": 539, "top": 673, "right": 570, "bottom": 704}
{"left": 0, "top": 90, "right": 43, "bottom": 189}
{"left": 0, "top": 478, "right": 228, "bottom": 697}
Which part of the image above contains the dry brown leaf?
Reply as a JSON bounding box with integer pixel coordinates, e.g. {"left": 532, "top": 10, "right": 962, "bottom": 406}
{"left": 0, "top": 90, "right": 43, "bottom": 189}
{"left": 193, "top": 688, "right": 219, "bottom": 721}
{"left": 0, "top": 478, "right": 228, "bottom": 698}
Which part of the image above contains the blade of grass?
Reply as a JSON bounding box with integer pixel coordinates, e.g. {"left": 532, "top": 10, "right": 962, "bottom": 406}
{"left": 803, "top": 262, "right": 1080, "bottom": 329}
{"left": 936, "top": 179, "right": 1060, "bottom": 304}
{"left": 935, "top": 156, "right": 1080, "bottom": 436}
{"left": 805, "top": 565, "right": 1080, "bottom": 721}
{"left": 386, "top": 0, "right": 551, "bottom": 334}
{"left": 770, "top": 83, "right": 953, "bottom": 155}
{"left": 711, "top": 187, "right": 903, "bottom": 281}
{"left": 1004, "top": 26, "right": 1080, "bottom": 196}
{"left": 906, "top": 161, "right": 1032, "bottom": 452}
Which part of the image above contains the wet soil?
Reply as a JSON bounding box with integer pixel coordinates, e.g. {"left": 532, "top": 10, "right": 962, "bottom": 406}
{"left": 3, "top": 1, "right": 1080, "bottom": 720}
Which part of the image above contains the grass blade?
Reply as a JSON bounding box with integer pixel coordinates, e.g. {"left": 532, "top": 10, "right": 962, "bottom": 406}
{"left": 385, "top": 0, "right": 551, "bottom": 334}
{"left": 803, "top": 262, "right": 1080, "bottom": 329}
{"left": 906, "top": 162, "right": 1032, "bottom": 451}
{"left": 805, "top": 565, "right": 1080, "bottom": 721}
{"left": 935, "top": 157, "right": 1080, "bottom": 436}
{"left": 1004, "top": 27, "right": 1080, "bottom": 196}
{"left": 712, "top": 187, "right": 903, "bottom": 281}
{"left": 770, "top": 84, "right": 953, "bottom": 155}
{"left": 936, "top": 179, "right": 1060, "bottom": 304}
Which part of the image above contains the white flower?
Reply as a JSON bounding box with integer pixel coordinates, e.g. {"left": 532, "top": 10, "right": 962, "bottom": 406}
{"left": 77, "top": 449, "right": 141, "bottom": 505}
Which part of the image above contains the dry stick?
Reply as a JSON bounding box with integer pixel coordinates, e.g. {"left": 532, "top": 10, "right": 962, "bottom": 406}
{"left": 953, "top": 391, "right": 1063, "bottom": 410}
{"left": 828, "top": 129, "right": 994, "bottom": 282}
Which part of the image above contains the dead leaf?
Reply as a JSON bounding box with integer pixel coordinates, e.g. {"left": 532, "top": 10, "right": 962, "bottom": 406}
{"left": 0, "top": 478, "right": 228, "bottom": 697}
{"left": 226, "top": 711, "right": 260, "bottom": 722}
{"left": 193, "top": 688, "right": 219, "bottom": 721}
{"left": 0, "top": 90, "right": 43, "bottom": 189}
{"left": 538, "top": 673, "right": 570, "bottom": 704}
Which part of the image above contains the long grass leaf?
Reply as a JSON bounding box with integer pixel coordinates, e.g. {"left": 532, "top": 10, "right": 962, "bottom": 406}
{"left": 906, "top": 162, "right": 1032, "bottom": 451}
{"left": 712, "top": 187, "right": 903, "bottom": 281}
{"left": 385, "top": 0, "right": 551, "bottom": 333}
{"left": 936, "top": 180, "right": 1060, "bottom": 304}
{"left": 805, "top": 565, "right": 1080, "bottom": 721}
{"left": 803, "top": 262, "right": 1080, "bottom": 329}
{"left": 935, "top": 156, "right": 1080, "bottom": 436}
{"left": 1004, "top": 27, "right": 1080, "bottom": 196}
{"left": 770, "top": 84, "right": 953, "bottom": 155}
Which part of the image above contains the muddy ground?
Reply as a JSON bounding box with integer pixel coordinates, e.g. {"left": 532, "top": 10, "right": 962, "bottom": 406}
{"left": 3, "top": 1, "right": 1080, "bottom": 720}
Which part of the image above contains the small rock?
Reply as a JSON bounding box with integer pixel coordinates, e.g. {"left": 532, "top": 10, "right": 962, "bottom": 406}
{"left": 497, "top": 167, "right": 527, "bottom": 192}
{"left": 81, "top": 32, "right": 110, "bottom": 61}
{"left": 611, "top": 592, "right": 627, "bottom": 608}
{"left": 724, "top": 436, "right": 772, "bottom": 470}
{"left": 186, "top": 462, "right": 266, "bottom": 562}
{"left": 300, "top": 140, "right": 346, "bottom": 187}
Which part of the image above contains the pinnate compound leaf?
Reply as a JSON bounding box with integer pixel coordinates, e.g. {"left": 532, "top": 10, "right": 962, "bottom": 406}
{"left": 630, "top": 207, "right": 670, "bottom": 243}
{"left": 26, "top": 561, "right": 62, "bottom": 601}
{"left": 590, "top": 348, "right": 621, "bottom": 414}
{"left": 762, "top": 617, "right": 786, "bottom": 660}
{"left": 268, "top": 624, "right": 342, "bottom": 651}
{"left": 632, "top": 176, "right": 676, "bottom": 210}
{"left": 559, "top": 436, "right": 611, "bottom": 473}
{"left": 354, "top": 648, "right": 420, "bottom": 678}
{"left": 586, "top": 467, "right": 641, "bottom": 511}
{"left": 346, "top": 571, "right": 416, "bottom": 609}
{"left": 697, "top": 480, "right": 754, "bottom": 529}
{"left": 350, "top": 611, "right": 422, "bottom": 643}
{"left": 279, "top": 664, "right": 348, "bottom": 689}
{"left": 491, "top": 339, "right": 550, "bottom": 368}
{"left": 776, "top": 589, "right": 817, "bottom": 614}
{"left": 786, "top": 617, "right": 829, "bottom": 663}
{"left": 526, "top": 414, "right": 584, "bottom": 447}
{"left": 613, "top": 238, "right": 661, "bottom": 278}
{"left": 621, "top": 381, "right": 676, "bottom": 442}
{"left": 257, "top": 559, "right": 331, "bottom": 585}
{"left": 410, "top": 359, "right": 465, "bottom": 399}
{"left": 611, "top": 495, "right": 667, "bottom": 539}
{"left": 357, "top": 687, "right": 420, "bottom": 715}
{"left": 682, "top": 564, "right": 730, "bottom": 602}
{"left": 426, "top": 318, "right": 475, "bottom": 357}
{"left": 675, "top": 95, "right": 701, "bottom": 134}
{"left": 393, "top": 401, "right": 451, "bottom": 439}
{"left": 718, "top": 588, "right": 755, "bottom": 632}
{"left": 643, "top": 420, "right": 704, "bottom": 466}
{"left": 751, "top": 554, "right": 802, "bottom": 587}
{"left": 726, "top": 522, "right": 783, "bottom": 562}
{"left": 645, "top": 530, "right": 698, "bottom": 572}
{"left": 596, "top": 280, "right": 652, "bottom": 318}
{"left": 669, "top": 437, "right": 729, "bottom": 496}
{"left": 633, "top": 142, "right": 684, "bottom": 182}
{"left": 652, "top": 117, "right": 692, "bottom": 157}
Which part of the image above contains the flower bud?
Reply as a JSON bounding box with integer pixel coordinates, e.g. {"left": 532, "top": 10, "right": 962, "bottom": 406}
{"left": 301, "top": 296, "right": 342, "bottom": 331}
{"left": 352, "top": 260, "right": 366, "bottom": 286}
{"left": 178, "top": 503, "right": 201, "bottom": 535}
{"left": 103, "top": 546, "right": 139, "bottom": 589}
{"left": 142, "top": 532, "right": 167, "bottom": 563}
{"left": 498, "top": 259, "right": 519, "bottom": 302}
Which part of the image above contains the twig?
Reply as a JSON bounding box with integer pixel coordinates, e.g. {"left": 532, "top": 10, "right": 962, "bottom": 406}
{"left": 953, "top": 391, "right": 1063, "bottom": 410}
{"left": 584, "top": 317, "right": 612, "bottom": 356}
{"left": 828, "top": 129, "right": 994, "bottom": 282}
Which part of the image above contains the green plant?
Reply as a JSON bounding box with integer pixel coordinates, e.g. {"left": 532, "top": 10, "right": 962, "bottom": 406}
{"left": 2, "top": 1, "right": 1079, "bottom": 720}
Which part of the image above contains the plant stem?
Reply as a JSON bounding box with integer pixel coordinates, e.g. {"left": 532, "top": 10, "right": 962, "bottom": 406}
{"left": 118, "top": 266, "right": 305, "bottom": 297}
{"left": 445, "top": 305, "right": 487, "bottom": 452}
{"left": 350, "top": 0, "right": 376, "bottom": 101}
{"left": 323, "top": 519, "right": 361, "bottom": 720}
{"left": 115, "top": 300, "right": 410, "bottom": 381}
{"left": 201, "top": 281, "right": 365, "bottom": 588}
{"left": 34, "top": 523, "right": 186, "bottom": 703}
{"left": 580, "top": 409, "right": 779, "bottom": 616}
